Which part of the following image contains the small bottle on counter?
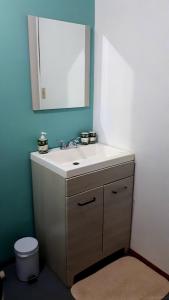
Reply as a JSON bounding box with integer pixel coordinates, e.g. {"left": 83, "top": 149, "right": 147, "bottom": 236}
{"left": 89, "top": 131, "right": 97, "bottom": 144}
{"left": 38, "top": 132, "right": 48, "bottom": 154}
{"left": 80, "top": 132, "right": 89, "bottom": 145}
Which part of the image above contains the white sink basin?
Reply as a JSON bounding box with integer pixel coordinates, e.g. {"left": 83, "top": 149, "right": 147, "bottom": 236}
{"left": 31, "top": 143, "right": 134, "bottom": 178}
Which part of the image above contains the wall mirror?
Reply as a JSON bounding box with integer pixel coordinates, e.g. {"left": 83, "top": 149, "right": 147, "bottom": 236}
{"left": 28, "top": 16, "right": 90, "bottom": 110}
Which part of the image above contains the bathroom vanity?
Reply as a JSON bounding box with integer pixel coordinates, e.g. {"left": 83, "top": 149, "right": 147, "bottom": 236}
{"left": 31, "top": 143, "right": 135, "bottom": 286}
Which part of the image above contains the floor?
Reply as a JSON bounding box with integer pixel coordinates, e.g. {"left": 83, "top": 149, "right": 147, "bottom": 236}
{"left": 3, "top": 250, "right": 124, "bottom": 300}
{"left": 3, "top": 264, "right": 73, "bottom": 300}
{"left": 71, "top": 256, "right": 169, "bottom": 300}
{"left": 3, "top": 251, "right": 169, "bottom": 300}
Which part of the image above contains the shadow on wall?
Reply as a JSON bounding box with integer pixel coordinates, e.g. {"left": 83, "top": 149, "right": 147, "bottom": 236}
{"left": 94, "top": 34, "right": 134, "bottom": 149}
{"left": 94, "top": 0, "right": 169, "bottom": 274}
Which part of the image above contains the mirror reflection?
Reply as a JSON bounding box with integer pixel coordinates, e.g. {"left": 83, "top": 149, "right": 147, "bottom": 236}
{"left": 28, "top": 16, "right": 90, "bottom": 110}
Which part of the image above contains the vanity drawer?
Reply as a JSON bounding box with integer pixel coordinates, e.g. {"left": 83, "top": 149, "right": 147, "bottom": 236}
{"left": 66, "top": 162, "right": 134, "bottom": 196}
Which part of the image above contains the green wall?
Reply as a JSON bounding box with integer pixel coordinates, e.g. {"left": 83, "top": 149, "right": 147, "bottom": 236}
{"left": 0, "top": 0, "right": 94, "bottom": 264}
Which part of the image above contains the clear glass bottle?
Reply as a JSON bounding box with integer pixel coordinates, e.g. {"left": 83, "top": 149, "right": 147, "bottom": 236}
{"left": 38, "top": 132, "right": 48, "bottom": 154}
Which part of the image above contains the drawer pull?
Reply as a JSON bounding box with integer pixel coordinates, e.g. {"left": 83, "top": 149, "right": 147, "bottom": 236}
{"left": 78, "top": 197, "right": 96, "bottom": 206}
{"left": 112, "top": 186, "right": 128, "bottom": 194}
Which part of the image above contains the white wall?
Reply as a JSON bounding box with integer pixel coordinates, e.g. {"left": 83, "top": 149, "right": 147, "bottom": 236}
{"left": 94, "top": 0, "right": 169, "bottom": 274}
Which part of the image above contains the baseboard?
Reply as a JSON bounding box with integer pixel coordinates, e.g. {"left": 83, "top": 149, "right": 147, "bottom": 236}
{"left": 129, "top": 249, "right": 169, "bottom": 281}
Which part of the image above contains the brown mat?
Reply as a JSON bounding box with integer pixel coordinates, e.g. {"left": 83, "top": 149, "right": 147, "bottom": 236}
{"left": 71, "top": 256, "right": 169, "bottom": 300}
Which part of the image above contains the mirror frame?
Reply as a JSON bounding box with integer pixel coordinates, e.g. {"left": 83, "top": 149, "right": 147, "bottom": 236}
{"left": 28, "top": 15, "right": 90, "bottom": 110}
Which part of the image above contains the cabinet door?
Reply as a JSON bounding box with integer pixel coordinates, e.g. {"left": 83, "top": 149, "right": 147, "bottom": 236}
{"left": 103, "top": 177, "right": 133, "bottom": 257}
{"left": 66, "top": 186, "right": 103, "bottom": 275}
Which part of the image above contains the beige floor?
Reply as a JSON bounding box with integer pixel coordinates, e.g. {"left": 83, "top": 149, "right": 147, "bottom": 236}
{"left": 71, "top": 256, "right": 169, "bottom": 300}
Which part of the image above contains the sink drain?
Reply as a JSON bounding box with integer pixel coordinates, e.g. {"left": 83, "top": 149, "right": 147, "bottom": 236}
{"left": 73, "top": 162, "right": 80, "bottom": 165}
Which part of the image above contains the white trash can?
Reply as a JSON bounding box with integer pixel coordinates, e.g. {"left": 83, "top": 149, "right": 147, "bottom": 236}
{"left": 14, "top": 237, "right": 39, "bottom": 282}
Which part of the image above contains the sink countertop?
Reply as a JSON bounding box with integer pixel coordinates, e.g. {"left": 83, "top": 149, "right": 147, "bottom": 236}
{"left": 30, "top": 143, "right": 135, "bottom": 178}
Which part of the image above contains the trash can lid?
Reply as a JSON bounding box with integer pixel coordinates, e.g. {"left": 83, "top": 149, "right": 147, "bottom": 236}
{"left": 14, "top": 237, "right": 38, "bottom": 256}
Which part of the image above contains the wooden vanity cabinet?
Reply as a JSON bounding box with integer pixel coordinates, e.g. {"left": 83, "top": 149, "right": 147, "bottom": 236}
{"left": 66, "top": 187, "right": 103, "bottom": 279}
{"left": 103, "top": 177, "right": 134, "bottom": 257}
{"left": 32, "top": 161, "right": 134, "bottom": 287}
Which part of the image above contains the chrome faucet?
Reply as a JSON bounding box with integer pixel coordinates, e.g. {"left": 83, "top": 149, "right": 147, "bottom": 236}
{"left": 56, "top": 137, "right": 80, "bottom": 150}
{"left": 66, "top": 137, "right": 80, "bottom": 148}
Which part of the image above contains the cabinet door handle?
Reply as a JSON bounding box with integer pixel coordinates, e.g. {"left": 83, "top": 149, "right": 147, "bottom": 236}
{"left": 112, "top": 186, "right": 128, "bottom": 194}
{"left": 78, "top": 197, "right": 96, "bottom": 206}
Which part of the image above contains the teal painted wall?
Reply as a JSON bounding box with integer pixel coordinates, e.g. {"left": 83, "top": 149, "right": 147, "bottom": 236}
{"left": 0, "top": 0, "right": 94, "bottom": 263}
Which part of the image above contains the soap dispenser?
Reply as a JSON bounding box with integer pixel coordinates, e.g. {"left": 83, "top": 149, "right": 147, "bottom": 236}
{"left": 38, "top": 132, "right": 48, "bottom": 154}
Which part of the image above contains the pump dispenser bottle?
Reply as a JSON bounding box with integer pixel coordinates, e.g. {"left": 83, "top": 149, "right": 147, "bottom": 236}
{"left": 38, "top": 132, "right": 48, "bottom": 154}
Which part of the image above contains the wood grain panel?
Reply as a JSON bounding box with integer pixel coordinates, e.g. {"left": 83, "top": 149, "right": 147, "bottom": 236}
{"left": 66, "top": 162, "right": 134, "bottom": 196}
{"left": 66, "top": 186, "right": 103, "bottom": 280}
{"left": 32, "top": 162, "right": 67, "bottom": 284}
{"left": 103, "top": 177, "right": 134, "bottom": 257}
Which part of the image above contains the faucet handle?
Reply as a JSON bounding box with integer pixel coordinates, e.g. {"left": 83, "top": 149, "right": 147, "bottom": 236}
{"left": 73, "top": 137, "right": 80, "bottom": 147}
{"left": 66, "top": 137, "right": 80, "bottom": 148}
{"left": 70, "top": 137, "right": 80, "bottom": 147}
{"left": 74, "top": 136, "right": 81, "bottom": 143}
